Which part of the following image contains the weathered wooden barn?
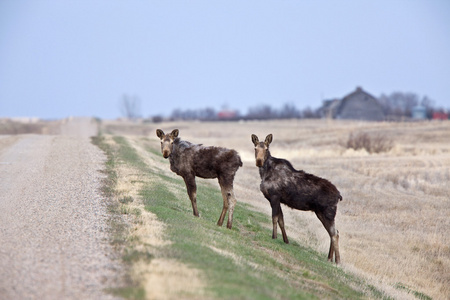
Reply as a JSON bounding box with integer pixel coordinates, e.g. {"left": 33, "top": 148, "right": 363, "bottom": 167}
{"left": 320, "top": 87, "right": 385, "bottom": 121}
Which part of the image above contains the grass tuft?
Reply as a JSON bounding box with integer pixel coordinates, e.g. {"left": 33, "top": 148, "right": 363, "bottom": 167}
{"left": 119, "top": 196, "right": 134, "bottom": 204}
{"left": 345, "top": 131, "right": 394, "bottom": 153}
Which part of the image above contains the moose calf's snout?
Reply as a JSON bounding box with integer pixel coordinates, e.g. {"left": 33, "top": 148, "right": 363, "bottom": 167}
{"left": 255, "top": 148, "right": 265, "bottom": 167}
{"left": 255, "top": 158, "right": 263, "bottom": 167}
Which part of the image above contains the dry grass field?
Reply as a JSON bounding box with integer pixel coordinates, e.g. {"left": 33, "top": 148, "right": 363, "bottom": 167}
{"left": 103, "top": 119, "right": 449, "bottom": 299}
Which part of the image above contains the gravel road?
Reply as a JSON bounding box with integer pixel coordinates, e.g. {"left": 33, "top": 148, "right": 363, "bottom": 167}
{"left": 0, "top": 118, "right": 121, "bottom": 299}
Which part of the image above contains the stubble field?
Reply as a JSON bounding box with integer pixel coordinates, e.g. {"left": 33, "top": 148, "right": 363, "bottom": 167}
{"left": 102, "top": 119, "right": 449, "bottom": 299}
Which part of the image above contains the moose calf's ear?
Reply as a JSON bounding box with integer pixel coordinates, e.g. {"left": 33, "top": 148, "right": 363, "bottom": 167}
{"left": 171, "top": 129, "right": 179, "bottom": 138}
{"left": 156, "top": 129, "right": 165, "bottom": 139}
{"left": 251, "top": 134, "right": 259, "bottom": 146}
{"left": 265, "top": 134, "right": 273, "bottom": 146}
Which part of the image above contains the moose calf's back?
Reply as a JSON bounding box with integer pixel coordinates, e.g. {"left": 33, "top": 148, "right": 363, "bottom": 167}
{"left": 191, "top": 146, "right": 242, "bottom": 179}
{"left": 260, "top": 159, "right": 341, "bottom": 212}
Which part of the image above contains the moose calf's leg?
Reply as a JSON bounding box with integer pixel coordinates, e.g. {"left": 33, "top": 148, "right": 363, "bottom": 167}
{"left": 326, "top": 221, "right": 340, "bottom": 264}
{"left": 226, "top": 189, "right": 237, "bottom": 229}
{"left": 333, "top": 230, "right": 340, "bottom": 264}
{"left": 328, "top": 232, "right": 340, "bottom": 264}
{"left": 183, "top": 176, "right": 199, "bottom": 217}
{"left": 328, "top": 237, "right": 335, "bottom": 262}
{"left": 277, "top": 209, "right": 289, "bottom": 244}
{"left": 217, "top": 186, "right": 229, "bottom": 227}
{"left": 272, "top": 215, "right": 278, "bottom": 239}
{"left": 270, "top": 197, "right": 282, "bottom": 239}
{"left": 316, "top": 211, "right": 340, "bottom": 264}
{"left": 218, "top": 177, "right": 236, "bottom": 229}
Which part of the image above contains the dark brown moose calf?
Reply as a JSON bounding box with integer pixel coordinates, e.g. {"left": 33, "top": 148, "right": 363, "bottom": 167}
{"left": 251, "top": 134, "right": 342, "bottom": 263}
{"left": 156, "top": 129, "right": 242, "bottom": 229}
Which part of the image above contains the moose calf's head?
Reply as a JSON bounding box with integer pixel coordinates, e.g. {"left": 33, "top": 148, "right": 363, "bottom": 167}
{"left": 156, "top": 129, "right": 179, "bottom": 159}
{"left": 251, "top": 134, "right": 272, "bottom": 167}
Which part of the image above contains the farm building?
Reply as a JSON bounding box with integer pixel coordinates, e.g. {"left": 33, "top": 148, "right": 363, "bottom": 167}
{"left": 320, "top": 87, "right": 385, "bottom": 121}
{"left": 217, "top": 109, "right": 238, "bottom": 120}
{"left": 432, "top": 111, "right": 449, "bottom": 120}
{"left": 412, "top": 105, "right": 427, "bottom": 120}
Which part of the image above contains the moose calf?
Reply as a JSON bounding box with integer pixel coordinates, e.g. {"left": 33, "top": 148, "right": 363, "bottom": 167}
{"left": 156, "top": 129, "right": 242, "bottom": 229}
{"left": 251, "top": 133, "right": 342, "bottom": 263}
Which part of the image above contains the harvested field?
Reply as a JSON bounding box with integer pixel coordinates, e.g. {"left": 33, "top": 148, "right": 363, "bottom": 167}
{"left": 103, "top": 119, "right": 450, "bottom": 299}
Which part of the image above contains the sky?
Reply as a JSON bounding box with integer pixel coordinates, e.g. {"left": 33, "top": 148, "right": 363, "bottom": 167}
{"left": 1, "top": 0, "right": 449, "bottom": 119}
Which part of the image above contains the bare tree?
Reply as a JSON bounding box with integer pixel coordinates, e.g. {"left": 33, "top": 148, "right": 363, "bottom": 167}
{"left": 120, "top": 94, "right": 141, "bottom": 120}
{"left": 246, "top": 104, "right": 276, "bottom": 119}
{"left": 421, "top": 96, "right": 435, "bottom": 119}
{"left": 301, "top": 106, "right": 320, "bottom": 119}
{"left": 170, "top": 107, "right": 217, "bottom": 121}
{"left": 279, "top": 103, "right": 301, "bottom": 119}
{"left": 379, "top": 92, "right": 419, "bottom": 118}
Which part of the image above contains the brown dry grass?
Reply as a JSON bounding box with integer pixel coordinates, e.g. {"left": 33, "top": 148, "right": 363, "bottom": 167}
{"left": 344, "top": 131, "right": 394, "bottom": 153}
{"left": 103, "top": 119, "right": 450, "bottom": 300}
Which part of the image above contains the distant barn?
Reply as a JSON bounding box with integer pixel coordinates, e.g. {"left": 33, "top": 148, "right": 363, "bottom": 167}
{"left": 320, "top": 87, "right": 385, "bottom": 121}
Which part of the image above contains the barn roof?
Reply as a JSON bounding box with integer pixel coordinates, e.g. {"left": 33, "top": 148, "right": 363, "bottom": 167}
{"left": 335, "top": 87, "right": 385, "bottom": 121}
{"left": 320, "top": 87, "right": 385, "bottom": 121}
{"left": 342, "top": 86, "right": 377, "bottom": 102}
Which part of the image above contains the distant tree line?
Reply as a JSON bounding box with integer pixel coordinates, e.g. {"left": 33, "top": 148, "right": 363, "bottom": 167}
{"left": 122, "top": 91, "right": 446, "bottom": 122}
{"left": 378, "top": 92, "right": 436, "bottom": 119}
{"left": 160, "top": 103, "right": 320, "bottom": 122}
{"left": 170, "top": 107, "right": 218, "bottom": 121}
{"left": 164, "top": 91, "right": 442, "bottom": 121}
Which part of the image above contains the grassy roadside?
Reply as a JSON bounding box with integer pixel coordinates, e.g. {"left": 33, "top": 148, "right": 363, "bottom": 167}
{"left": 93, "top": 134, "right": 390, "bottom": 300}
{"left": 91, "top": 135, "right": 146, "bottom": 299}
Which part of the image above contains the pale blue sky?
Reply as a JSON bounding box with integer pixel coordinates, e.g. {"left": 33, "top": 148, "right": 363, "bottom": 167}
{"left": 1, "top": 0, "right": 449, "bottom": 119}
